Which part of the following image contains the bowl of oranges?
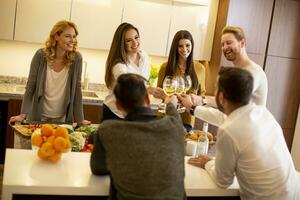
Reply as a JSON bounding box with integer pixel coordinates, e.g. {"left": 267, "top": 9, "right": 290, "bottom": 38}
{"left": 31, "top": 124, "right": 71, "bottom": 162}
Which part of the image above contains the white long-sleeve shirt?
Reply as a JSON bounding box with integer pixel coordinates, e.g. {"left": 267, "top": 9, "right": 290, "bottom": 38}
{"left": 104, "top": 50, "right": 150, "bottom": 118}
{"left": 194, "top": 60, "right": 268, "bottom": 128}
{"left": 203, "top": 103, "right": 300, "bottom": 200}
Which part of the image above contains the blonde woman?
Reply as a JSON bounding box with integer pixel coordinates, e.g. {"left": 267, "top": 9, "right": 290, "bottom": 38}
{"left": 9, "top": 20, "right": 89, "bottom": 125}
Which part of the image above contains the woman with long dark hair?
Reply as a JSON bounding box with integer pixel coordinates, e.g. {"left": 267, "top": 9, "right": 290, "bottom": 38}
{"left": 157, "top": 30, "right": 206, "bottom": 131}
{"left": 103, "top": 22, "right": 164, "bottom": 121}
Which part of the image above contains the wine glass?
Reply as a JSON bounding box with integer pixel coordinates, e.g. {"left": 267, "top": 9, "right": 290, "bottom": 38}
{"left": 175, "top": 76, "right": 186, "bottom": 113}
{"left": 159, "top": 76, "right": 177, "bottom": 113}
{"left": 184, "top": 75, "right": 192, "bottom": 94}
{"left": 163, "top": 76, "right": 177, "bottom": 96}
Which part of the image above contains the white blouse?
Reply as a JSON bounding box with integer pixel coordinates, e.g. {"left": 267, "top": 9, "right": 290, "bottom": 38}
{"left": 104, "top": 50, "right": 150, "bottom": 118}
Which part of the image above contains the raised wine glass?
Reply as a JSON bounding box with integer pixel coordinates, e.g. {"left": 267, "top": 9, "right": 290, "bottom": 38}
{"left": 184, "top": 75, "right": 192, "bottom": 94}
{"left": 158, "top": 76, "right": 177, "bottom": 113}
{"left": 175, "top": 76, "right": 186, "bottom": 113}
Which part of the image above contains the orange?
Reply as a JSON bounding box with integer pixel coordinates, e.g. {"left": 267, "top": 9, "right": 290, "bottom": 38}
{"left": 53, "top": 137, "right": 67, "bottom": 152}
{"left": 32, "top": 134, "right": 43, "bottom": 147}
{"left": 39, "top": 142, "right": 55, "bottom": 157}
{"left": 46, "top": 135, "right": 55, "bottom": 144}
{"left": 38, "top": 148, "right": 48, "bottom": 160}
{"left": 48, "top": 152, "right": 62, "bottom": 162}
{"left": 41, "top": 124, "right": 54, "bottom": 137}
{"left": 60, "top": 139, "right": 71, "bottom": 153}
{"left": 54, "top": 127, "right": 69, "bottom": 139}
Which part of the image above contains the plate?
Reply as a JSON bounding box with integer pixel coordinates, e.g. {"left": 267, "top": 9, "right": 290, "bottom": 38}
{"left": 12, "top": 125, "right": 40, "bottom": 138}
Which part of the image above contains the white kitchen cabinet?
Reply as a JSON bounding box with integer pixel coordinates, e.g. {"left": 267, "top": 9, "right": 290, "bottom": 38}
{"left": 168, "top": 0, "right": 218, "bottom": 60}
{"left": 71, "top": 0, "right": 123, "bottom": 50}
{"left": 14, "top": 0, "right": 71, "bottom": 44}
{"left": 122, "top": 0, "right": 173, "bottom": 56}
{"left": 0, "top": 0, "right": 16, "bottom": 40}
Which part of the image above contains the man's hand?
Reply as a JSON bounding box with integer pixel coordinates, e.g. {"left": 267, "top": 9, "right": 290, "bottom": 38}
{"left": 177, "top": 94, "right": 194, "bottom": 111}
{"left": 188, "top": 155, "right": 212, "bottom": 169}
{"left": 147, "top": 86, "right": 167, "bottom": 100}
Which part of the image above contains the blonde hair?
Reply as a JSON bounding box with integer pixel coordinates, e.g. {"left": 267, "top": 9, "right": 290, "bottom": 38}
{"left": 222, "top": 26, "right": 245, "bottom": 42}
{"left": 43, "top": 20, "right": 79, "bottom": 67}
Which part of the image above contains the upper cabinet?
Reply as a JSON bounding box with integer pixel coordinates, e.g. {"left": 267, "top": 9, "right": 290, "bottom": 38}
{"left": 0, "top": 0, "right": 16, "bottom": 40}
{"left": 268, "top": 0, "right": 300, "bottom": 59}
{"left": 168, "top": 1, "right": 217, "bottom": 60}
{"left": 71, "top": 0, "right": 123, "bottom": 50}
{"left": 14, "top": 0, "right": 71, "bottom": 43}
{"left": 225, "top": 0, "right": 273, "bottom": 55}
{"left": 122, "top": 0, "right": 172, "bottom": 56}
{"left": 2, "top": 0, "right": 218, "bottom": 60}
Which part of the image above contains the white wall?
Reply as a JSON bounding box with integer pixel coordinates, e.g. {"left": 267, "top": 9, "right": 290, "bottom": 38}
{"left": 0, "top": 39, "right": 167, "bottom": 84}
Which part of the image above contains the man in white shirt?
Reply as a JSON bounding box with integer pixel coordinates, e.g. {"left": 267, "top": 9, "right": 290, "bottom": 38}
{"left": 221, "top": 26, "right": 268, "bottom": 105}
{"left": 195, "top": 26, "right": 268, "bottom": 109}
{"left": 180, "top": 67, "right": 300, "bottom": 200}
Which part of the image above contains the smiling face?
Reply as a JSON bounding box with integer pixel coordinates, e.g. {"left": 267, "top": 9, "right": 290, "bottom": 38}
{"left": 177, "top": 39, "right": 192, "bottom": 60}
{"left": 124, "top": 29, "right": 140, "bottom": 54}
{"left": 221, "top": 33, "right": 244, "bottom": 62}
{"left": 55, "top": 26, "right": 77, "bottom": 52}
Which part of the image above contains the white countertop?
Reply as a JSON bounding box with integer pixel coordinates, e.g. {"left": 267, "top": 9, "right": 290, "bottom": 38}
{"left": 2, "top": 149, "right": 239, "bottom": 199}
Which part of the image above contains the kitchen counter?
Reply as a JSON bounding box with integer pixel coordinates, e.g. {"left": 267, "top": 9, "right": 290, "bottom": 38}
{"left": 0, "top": 83, "right": 162, "bottom": 106}
{"left": 0, "top": 83, "right": 107, "bottom": 105}
{"left": 2, "top": 149, "right": 240, "bottom": 200}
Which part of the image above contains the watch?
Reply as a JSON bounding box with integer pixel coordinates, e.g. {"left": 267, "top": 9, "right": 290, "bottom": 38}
{"left": 202, "top": 96, "right": 207, "bottom": 106}
{"left": 190, "top": 105, "right": 196, "bottom": 115}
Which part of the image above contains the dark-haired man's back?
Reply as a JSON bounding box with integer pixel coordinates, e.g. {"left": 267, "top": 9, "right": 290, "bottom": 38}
{"left": 90, "top": 103, "right": 185, "bottom": 200}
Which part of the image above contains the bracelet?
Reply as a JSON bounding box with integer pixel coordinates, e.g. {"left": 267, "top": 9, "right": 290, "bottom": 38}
{"left": 190, "top": 105, "right": 196, "bottom": 115}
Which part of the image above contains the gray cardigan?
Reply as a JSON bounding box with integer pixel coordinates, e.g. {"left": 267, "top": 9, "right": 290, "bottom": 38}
{"left": 90, "top": 103, "right": 186, "bottom": 200}
{"left": 21, "top": 48, "right": 84, "bottom": 123}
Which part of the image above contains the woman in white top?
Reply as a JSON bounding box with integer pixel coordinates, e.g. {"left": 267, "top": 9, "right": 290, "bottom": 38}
{"left": 103, "top": 23, "right": 165, "bottom": 121}
{"left": 9, "top": 20, "right": 90, "bottom": 125}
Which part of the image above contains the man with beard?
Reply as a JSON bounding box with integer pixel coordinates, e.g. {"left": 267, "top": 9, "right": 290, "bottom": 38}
{"left": 181, "top": 67, "right": 300, "bottom": 200}
{"left": 178, "top": 26, "right": 269, "bottom": 128}
{"left": 221, "top": 26, "right": 268, "bottom": 105}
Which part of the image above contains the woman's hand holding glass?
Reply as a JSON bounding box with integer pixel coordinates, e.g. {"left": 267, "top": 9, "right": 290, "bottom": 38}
{"left": 158, "top": 76, "right": 177, "bottom": 113}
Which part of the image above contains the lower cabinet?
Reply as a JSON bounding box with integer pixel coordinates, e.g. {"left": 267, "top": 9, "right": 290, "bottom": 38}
{"left": 0, "top": 100, "right": 8, "bottom": 164}
{"left": 6, "top": 99, "right": 22, "bottom": 149}
{"left": 83, "top": 104, "right": 102, "bottom": 124}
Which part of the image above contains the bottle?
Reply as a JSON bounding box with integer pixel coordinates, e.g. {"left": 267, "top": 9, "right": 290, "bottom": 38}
{"left": 196, "top": 122, "right": 209, "bottom": 156}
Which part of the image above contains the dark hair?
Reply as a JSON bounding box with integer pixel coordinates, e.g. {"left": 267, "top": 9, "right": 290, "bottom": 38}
{"left": 105, "top": 23, "right": 139, "bottom": 89}
{"left": 222, "top": 26, "right": 246, "bottom": 42}
{"left": 218, "top": 67, "right": 253, "bottom": 106}
{"left": 114, "top": 73, "right": 147, "bottom": 112}
{"left": 164, "top": 30, "right": 198, "bottom": 90}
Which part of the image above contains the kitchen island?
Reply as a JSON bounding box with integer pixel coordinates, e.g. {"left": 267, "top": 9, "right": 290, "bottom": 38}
{"left": 2, "top": 149, "right": 240, "bottom": 200}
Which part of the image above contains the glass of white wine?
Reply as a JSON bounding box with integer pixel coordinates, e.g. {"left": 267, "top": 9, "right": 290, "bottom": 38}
{"left": 158, "top": 76, "right": 177, "bottom": 113}
{"left": 176, "top": 76, "right": 186, "bottom": 113}
{"left": 184, "top": 75, "right": 192, "bottom": 94}
{"left": 163, "top": 76, "right": 177, "bottom": 96}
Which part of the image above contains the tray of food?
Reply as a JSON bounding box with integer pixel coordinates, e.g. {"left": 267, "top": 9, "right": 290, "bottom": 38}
{"left": 185, "top": 129, "right": 215, "bottom": 144}
{"left": 12, "top": 124, "right": 42, "bottom": 138}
